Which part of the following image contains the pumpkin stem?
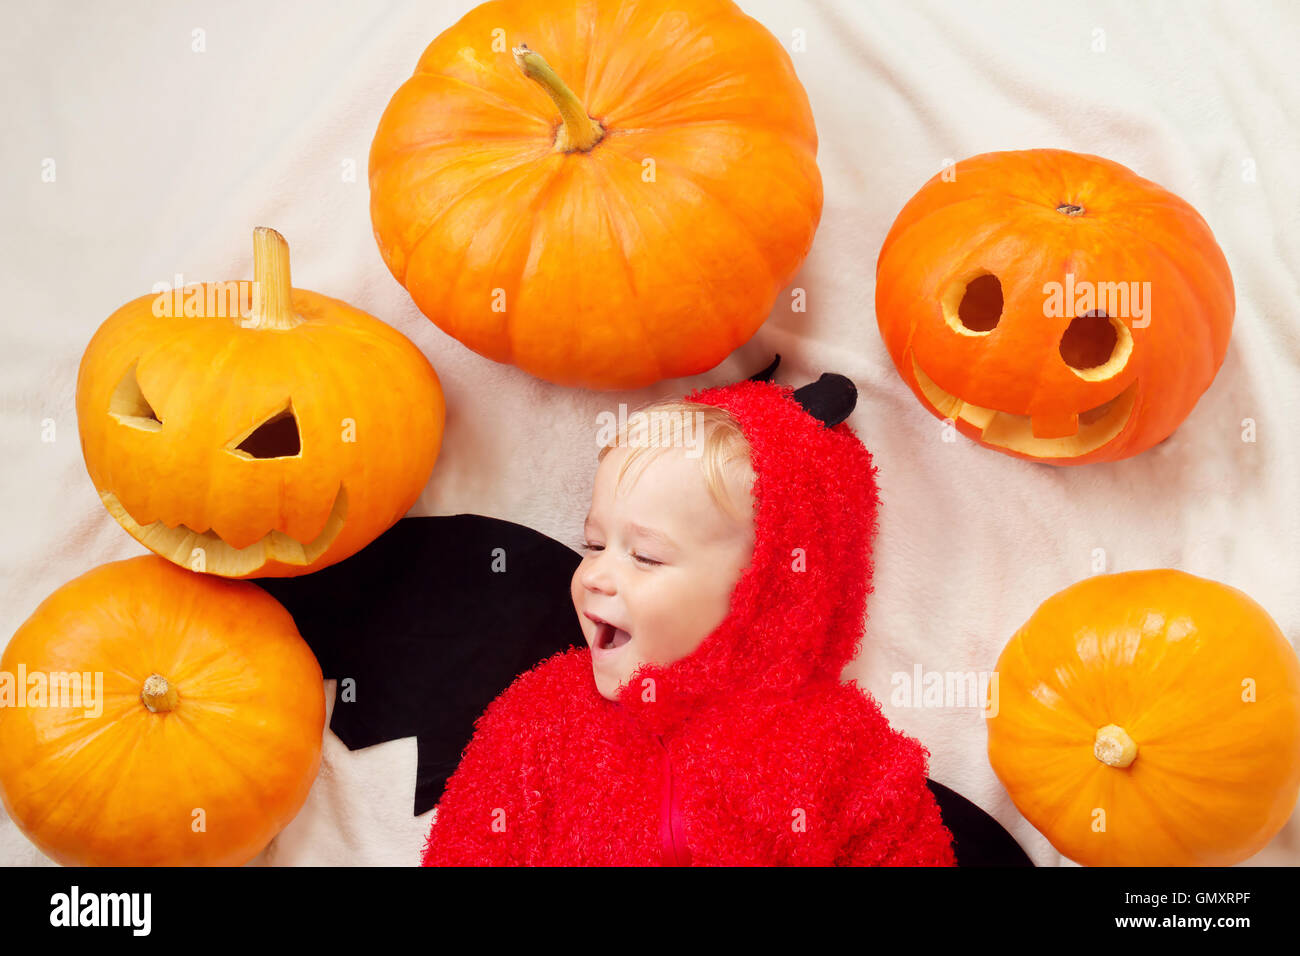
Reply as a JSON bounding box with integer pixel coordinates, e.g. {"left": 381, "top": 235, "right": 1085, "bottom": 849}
{"left": 513, "top": 44, "right": 604, "bottom": 153}
{"left": 141, "top": 673, "right": 179, "bottom": 714}
{"left": 247, "top": 227, "right": 306, "bottom": 331}
{"left": 1094, "top": 723, "right": 1137, "bottom": 768}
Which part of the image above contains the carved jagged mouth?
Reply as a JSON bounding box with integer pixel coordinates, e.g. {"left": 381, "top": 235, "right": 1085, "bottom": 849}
{"left": 911, "top": 356, "right": 1137, "bottom": 458}
{"left": 100, "top": 485, "right": 348, "bottom": 577}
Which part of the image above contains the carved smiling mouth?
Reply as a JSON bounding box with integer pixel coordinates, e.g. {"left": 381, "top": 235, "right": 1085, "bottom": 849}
{"left": 100, "top": 485, "right": 348, "bottom": 577}
{"left": 911, "top": 356, "right": 1138, "bottom": 458}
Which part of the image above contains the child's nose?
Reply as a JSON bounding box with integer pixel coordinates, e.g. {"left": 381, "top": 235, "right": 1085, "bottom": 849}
{"left": 581, "top": 556, "right": 616, "bottom": 594}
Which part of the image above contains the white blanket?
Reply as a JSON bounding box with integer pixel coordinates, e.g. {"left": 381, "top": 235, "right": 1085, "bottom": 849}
{"left": 2, "top": 0, "right": 1296, "bottom": 867}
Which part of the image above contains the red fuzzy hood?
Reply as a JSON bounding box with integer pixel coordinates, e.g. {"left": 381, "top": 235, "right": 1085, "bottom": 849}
{"left": 613, "top": 376, "right": 879, "bottom": 736}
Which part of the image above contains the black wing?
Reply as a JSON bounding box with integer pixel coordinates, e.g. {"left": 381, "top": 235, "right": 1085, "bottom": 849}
{"left": 258, "top": 514, "right": 584, "bottom": 816}
{"left": 926, "top": 780, "right": 1034, "bottom": 866}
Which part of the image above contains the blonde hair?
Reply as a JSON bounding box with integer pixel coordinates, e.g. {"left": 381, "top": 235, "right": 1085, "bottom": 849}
{"left": 597, "top": 400, "right": 754, "bottom": 525}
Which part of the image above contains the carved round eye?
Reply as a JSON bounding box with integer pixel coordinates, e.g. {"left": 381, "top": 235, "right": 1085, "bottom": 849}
{"left": 1060, "top": 310, "right": 1132, "bottom": 381}
{"left": 228, "top": 404, "right": 301, "bottom": 459}
{"left": 944, "top": 273, "right": 1003, "bottom": 335}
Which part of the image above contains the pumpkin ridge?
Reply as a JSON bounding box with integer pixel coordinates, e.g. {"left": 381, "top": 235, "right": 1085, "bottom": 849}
{"left": 374, "top": 135, "right": 552, "bottom": 173}
{"left": 583, "top": 157, "right": 666, "bottom": 381}
{"left": 406, "top": 67, "right": 558, "bottom": 126}
{"left": 604, "top": 115, "right": 815, "bottom": 143}
{"left": 568, "top": 0, "right": 599, "bottom": 101}
{"left": 20, "top": 709, "right": 140, "bottom": 834}
{"left": 1102, "top": 237, "right": 1200, "bottom": 435}
{"left": 604, "top": 151, "right": 764, "bottom": 359}
{"left": 171, "top": 700, "right": 283, "bottom": 811}
{"left": 400, "top": 155, "right": 556, "bottom": 289}
{"left": 1088, "top": 210, "right": 1225, "bottom": 335}
{"left": 883, "top": 192, "right": 1043, "bottom": 257}
{"left": 1138, "top": 209, "right": 1235, "bottom": 320}
{"left": 917, "top": 205, "right": 1026, "bottom": 291}
{"left": 498, "top": 159, "right": 583, "bottom": 370}
{"left": 1031, "top": 759, "right": 1108, "bottom": 841}
{"left": 613, "top": 144, "right": 790, "bottom": 287}
{"left": 1120, "top": 768, "right": 1204, "bottom": 865}
{"left": 584, "top": 3, "right": 742, "bottom": 121}
{"left": 1122, "top": 633, "right": 1209, "bottom": 727}
{"left": 1001, "top": 633, "right": 1094, "bottom": 739}
{"left": 163, "top": 642, "right": 248, "bottom": 691}
{"left": 1006, "top": 625, "right": 1095, "bottom": 729}
{"left": 582, "top": 161, "right": 647, "bottom": 308}
{"left": 605, "top": 70, "right": 765, "bottom": 129}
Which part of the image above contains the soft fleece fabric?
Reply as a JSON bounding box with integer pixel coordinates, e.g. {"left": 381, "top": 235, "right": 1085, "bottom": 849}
{"left": 422, "top": 376, "right": 956, "bottom": 866}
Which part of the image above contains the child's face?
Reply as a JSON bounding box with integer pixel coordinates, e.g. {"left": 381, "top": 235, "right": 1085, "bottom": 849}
{"left": 571, "top": 444, "right": 755, "bottom": 702}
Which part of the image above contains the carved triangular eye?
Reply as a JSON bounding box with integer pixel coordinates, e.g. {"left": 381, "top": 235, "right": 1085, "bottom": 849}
{"left": 229, "top": 403, "right": 301, "bottom": 459}
{"left": 109, "top": 361, "right": 162, "bottom": 431}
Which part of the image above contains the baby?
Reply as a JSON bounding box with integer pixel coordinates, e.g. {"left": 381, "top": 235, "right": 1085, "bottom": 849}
{"left": 423, "top": 369, "right": 956, "bottom": 865}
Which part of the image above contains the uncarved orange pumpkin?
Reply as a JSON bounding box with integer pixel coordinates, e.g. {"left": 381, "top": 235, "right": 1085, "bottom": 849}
{"left": 76, "top": 228, "right": 445, "bottom": 578}
{"left": 987, "top": 570, "right": 1300, "bottom": 866}
{"left": 369, "top": 0, "right": 822, "bottom": 390}
{"left": 876, "top": 149, "right": 1234, "bottom": 464}
{"left": 0, "top": 556, "right": 325, "bottom": 866}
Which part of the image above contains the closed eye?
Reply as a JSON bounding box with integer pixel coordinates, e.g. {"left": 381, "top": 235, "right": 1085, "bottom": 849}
{"left": 578, "top": 541, "right": 660, "bottom": 567}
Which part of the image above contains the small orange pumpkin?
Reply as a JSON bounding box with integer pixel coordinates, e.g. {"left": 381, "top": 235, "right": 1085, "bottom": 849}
{"left": 76, "top": 228, "right": 445, "bottom": 578}
{"left": 987, "top": 570, "right": 1300, "bottom": 866}
{"left": 876, "top": 149, "right": 1234, "bottom": 464}
{"left": 0, "top": 556, "right": 325, "bottom": 866}
{"left": 369, "top": 0, "right": 822, "bottom": 389}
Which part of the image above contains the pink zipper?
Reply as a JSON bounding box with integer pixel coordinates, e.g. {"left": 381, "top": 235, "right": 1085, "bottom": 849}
{"left": 657, "top": 735, "right": 692, "bottom": 866}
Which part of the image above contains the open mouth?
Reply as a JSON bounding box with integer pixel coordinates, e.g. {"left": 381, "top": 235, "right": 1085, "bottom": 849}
{"left": 587, "top": 613, "right": 632, "bottom": 652}
{"left": 99, "top": 485, "right": 347, "bottom": 577}
{"left": 911, "top": 356, "right": 1137, "bottom": 458}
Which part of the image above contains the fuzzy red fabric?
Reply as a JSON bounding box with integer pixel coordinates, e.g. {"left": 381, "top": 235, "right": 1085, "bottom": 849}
{"left": 422, "top": 377, "right": 957, "bottom": 866}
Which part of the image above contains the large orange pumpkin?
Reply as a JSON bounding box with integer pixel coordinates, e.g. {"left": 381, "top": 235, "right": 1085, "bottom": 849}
{"left": 369, "top": 0, "right": 822, "bottom": 390}
{"left": 987, "top": 570, "right": 1300, "bottom": 866}
{"left": 76, "top": 228, "right": 445, "bottom": 578}
{"left": 0, "top": 556, "right": 325, "bottom": 866}
{"left": 876, "top": 149, "right": 1234, "bottom": 464}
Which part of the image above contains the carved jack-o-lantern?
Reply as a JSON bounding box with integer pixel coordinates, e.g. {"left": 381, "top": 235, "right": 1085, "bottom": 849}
{"left": 76, "top": 228, "right": 445, "bottom": 578}
{"left": 875, "top": 149, "right": 1234, "bottom": 464}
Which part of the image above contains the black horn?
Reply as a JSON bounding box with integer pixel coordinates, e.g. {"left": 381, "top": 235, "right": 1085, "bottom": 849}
{"left": 793, "top": 373, "right": 857, "bottom": 428}
{"left": 747, "top": 354, "right": 781, "bottom": 382}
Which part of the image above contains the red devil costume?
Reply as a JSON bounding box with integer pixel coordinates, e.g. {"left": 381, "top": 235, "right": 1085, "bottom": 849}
{"left": 421, "top": 358, "right": 956, "bottom": 866}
